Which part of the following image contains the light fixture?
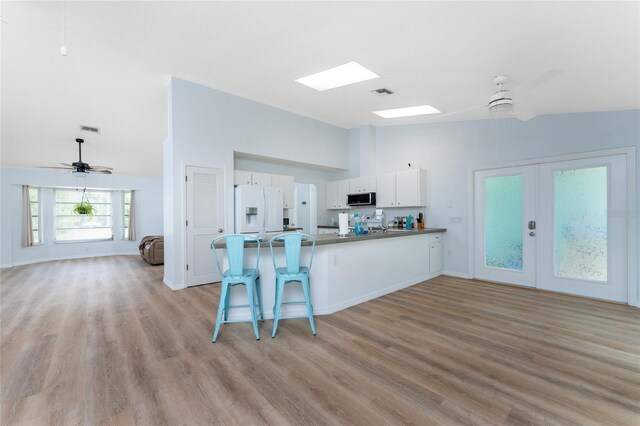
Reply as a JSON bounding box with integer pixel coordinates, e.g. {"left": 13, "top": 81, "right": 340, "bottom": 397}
{"left": 488, "top": 94, "right": 514, "bottom": 115}
{"left": 372, "top": 105, "right": 441, "bottom": 119}
{"left": 488, "top": 75, "right": 514, "bottom": 115}
{"left": 60, "top": 0, "right": 67, "bottom": 56}
{"left": 295, "top": 61, "right": 379, "bottom": 91}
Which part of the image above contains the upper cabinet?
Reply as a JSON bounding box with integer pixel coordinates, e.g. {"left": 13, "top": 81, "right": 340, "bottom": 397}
{"left": 375, "top": 173, "right": 396, "bottom": 207}
{"left": 235, "top": 170, "right": 294, "bottom": 208}
{"left": 325, "top": 179, "right": 351, "bottom": 210}
{"left": 234, "top": 170, "right": 273, "bottom": 187}
{"left": 326, "top": 181, "right": 338, "bottom": 209}
{"left": 271, "top": 174, "right": 295, "bottom": 209}
{"left": 337, "top": 180, "right": 350, "bottom": 209}
{"left": 349, "top": 176, "right": 376, "bottom": 193}
{"left": 251, "top": 172, "right": 272, "bottom": 187}
{"left": 395, "top": 169, "right": 426, "bottom": 207}
{"left": 375, "top": 169, "right": 428, "bottom": 208}
{"left": 234, "top": 170, "right": 253, "bottom": 186}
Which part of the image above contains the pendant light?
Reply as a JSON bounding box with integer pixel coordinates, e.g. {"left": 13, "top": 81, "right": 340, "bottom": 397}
{"left": 60, "top": 0, "right": 67, "bottom": 56}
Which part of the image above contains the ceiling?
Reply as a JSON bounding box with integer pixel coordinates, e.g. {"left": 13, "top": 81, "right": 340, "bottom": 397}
{"left": 2, "top": 1, "right": 639, "bottom": 177}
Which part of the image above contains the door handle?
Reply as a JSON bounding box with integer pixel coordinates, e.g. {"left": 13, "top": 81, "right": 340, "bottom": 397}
{"left": 218, "top": 228, "right": 224, "bottom": 233}
{"left": 529, "top": 231, "right": 536, "bottom": 237}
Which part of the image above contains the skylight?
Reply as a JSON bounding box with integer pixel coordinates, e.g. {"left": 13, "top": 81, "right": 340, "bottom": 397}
{"left": 372, "top": 105, "right": 441, "bottom": 118}
{"left": 296, "top": 61, "right": 380, "bottom": 91}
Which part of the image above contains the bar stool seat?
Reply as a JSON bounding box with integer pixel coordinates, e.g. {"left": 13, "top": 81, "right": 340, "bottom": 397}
{"left": 211, "top": 234, "right": 264, "bottom": 342}
{"left": 269, "top": 233, "right": 316, "bottom": 338}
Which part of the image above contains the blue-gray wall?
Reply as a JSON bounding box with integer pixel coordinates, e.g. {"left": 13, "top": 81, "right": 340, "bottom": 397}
{"left": 372, "top": 110, "right": 639, "bottom": 294}
{"left": 165, "top": 77, "right": 350, "bottom": 288}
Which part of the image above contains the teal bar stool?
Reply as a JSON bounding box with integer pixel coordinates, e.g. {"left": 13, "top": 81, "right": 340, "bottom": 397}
{"left": 211, "top": 234, "right": 264, "bottom": 342}
{"left": 269, "top": 233, "right": 316, "bottom": 338}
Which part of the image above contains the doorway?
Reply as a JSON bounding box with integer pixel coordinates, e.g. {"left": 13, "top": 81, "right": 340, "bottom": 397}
{"left": 185, "top": 166, "right": 225, "bottom": 287}
{"left": 473, "top": 152, "right": 631, "bottom": 303}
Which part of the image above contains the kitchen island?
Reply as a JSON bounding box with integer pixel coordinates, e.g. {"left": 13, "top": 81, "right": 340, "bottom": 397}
{"left": 216, "top": 228, "right": 446, "bottom": 321}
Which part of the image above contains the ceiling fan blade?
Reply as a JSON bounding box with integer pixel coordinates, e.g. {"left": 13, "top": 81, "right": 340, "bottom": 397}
{"left": 39, "top": 166, "right": 74, "bottom": 170}
{"left": 60, "top": 163, "right": 75, "bottom": 167}
{"left": 90, "top": 170, "right": 112, "bottom": 174}
{"left": 512, "top": 70, "right": 562, "bottom": 96}
{"left": 426, "top": 104, "right": 486, "bottom": 121}
{"left": 86, "top": 165, "right": 114, "bottom": 170}
{"left": 514, "top": 106, "right": 537, "bottom": 121}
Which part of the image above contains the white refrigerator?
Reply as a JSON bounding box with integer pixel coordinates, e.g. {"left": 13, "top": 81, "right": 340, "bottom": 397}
{"left": 235, "top": 185, "right": 284, "bottom": 234}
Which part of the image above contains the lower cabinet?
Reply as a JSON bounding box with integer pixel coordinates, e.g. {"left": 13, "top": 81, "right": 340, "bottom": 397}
{"left": 318, "top": 227, "right": 339, "bottom": 235}
{"left": 429, "top": 233, "right": 443, "bottom": 273}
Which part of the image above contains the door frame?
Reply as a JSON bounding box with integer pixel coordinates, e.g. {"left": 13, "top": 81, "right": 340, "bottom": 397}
{"left": 182, "top": 163, "right": 227, "bottom": 288}
{"left": 467, "top": 147, "right": 637, "bottom": 306}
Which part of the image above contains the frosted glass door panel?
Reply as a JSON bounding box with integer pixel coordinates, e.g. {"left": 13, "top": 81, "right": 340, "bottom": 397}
{"left": 538, "top": 155, "right": 627, "bottom": 303}
{"left": 474, "top": 165, "right": 536, "bottom": 287}
{"left": 485, "top": 175, "right": 523, "bottom": 270}
{"left": 554, "top": 167, "right": 607, "bottom": 281}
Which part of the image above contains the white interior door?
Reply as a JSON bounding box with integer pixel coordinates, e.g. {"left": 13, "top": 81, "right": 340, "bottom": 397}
{"left": 537, "top": 155, "right": 628, "bottom": 302}
{"left": 186, "top": 166, "right": 225, "bottom": 286}
{"left": 474, "top": 165, "right": 537, "bottom": 287}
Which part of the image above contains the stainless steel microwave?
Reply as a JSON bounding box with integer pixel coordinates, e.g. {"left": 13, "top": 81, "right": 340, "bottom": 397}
{"left": 347, "top": 192, "right": 376, "bottom": 206}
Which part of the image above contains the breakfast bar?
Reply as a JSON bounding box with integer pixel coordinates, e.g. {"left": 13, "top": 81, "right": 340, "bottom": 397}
{"left": 217, "top": 228, "right": 446, "bottom": 321}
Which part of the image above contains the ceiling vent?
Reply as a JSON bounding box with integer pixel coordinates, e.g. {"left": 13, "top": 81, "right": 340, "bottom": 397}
{"left": 371, "top": 88, "right": 394, "bottom": 96}
{"left": 80, "top": 125, "right": 100, "bottom": 134}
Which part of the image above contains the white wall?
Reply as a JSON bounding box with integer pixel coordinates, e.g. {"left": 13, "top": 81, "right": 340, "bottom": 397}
{"left": 371, "top": 110, "right": 640, "bottom": 279}
{"left": 165, "top": 77, "right": 350, "bottom": 289}
{"left": 0, "top": 167, "right": 163, "bottom": 267}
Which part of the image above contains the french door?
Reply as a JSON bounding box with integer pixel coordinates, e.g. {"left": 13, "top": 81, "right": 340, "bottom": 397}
{"left": 474, "top": 154, "right": 629, "bottom": 303}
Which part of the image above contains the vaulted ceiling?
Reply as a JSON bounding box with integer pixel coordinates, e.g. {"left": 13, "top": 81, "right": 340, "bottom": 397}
{"left": 2, "top": 1, "right": 638, "bottom": 177}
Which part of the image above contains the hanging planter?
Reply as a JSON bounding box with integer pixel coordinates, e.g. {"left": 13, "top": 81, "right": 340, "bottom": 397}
{"left": 73, "top": 188, "right": 95, "bottom": 215}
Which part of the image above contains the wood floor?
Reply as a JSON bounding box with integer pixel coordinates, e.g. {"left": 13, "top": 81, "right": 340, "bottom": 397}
{"left": 1, "top": 256, "right": 638, "bottom": 425}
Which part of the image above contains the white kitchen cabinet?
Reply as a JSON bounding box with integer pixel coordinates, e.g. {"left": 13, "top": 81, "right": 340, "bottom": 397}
{"left": 337, "top": 179, "right": 351, "bottom": 209}
{"left": 234, "top": 170, "right": 275, "bottom": 187}
{"left": 429, "top": 233, "right": 443, "bottom": 273}
{"left": 349, "top": 176, "right": 376, "bottom": 193}
{"left": 326, "top": 181, "right": 338, "bottom": 209}
{"left": 375, "top": 172, "right": 397, "bottom": 207}
{"left": 376, "top": 169, "right": 427, "bottom": 208}
{"left": 271, "top": 174, "right": 294, "bottom": 208}
{"left": 234, "top": 170, "right": 253, "bottom": 186}
{"left": 251, "top": 172, "right": 272, "bottom": 187}
{"left": 318, "top": 227, "right": 339, "bottom": 234}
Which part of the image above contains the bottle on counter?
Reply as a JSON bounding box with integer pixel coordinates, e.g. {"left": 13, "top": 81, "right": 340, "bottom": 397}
{"left": 353, "top": 213, "right": 362, "bottom": 235}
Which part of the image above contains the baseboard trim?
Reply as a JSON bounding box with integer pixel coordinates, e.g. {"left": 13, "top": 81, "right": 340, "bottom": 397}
{"left": 323, "top": 272, "right": 438, "bottom": 315}
{"left": 226, "top": 272, "right": 442, "bottom": 321}
{"left": 163, "top": 277, "right": 180, "bottom": 290}
{"left": 442, "top": 270, "right": 473, "bottom": 279}
{"left": 3, "top": 252, "right": 139, "bottom": 268}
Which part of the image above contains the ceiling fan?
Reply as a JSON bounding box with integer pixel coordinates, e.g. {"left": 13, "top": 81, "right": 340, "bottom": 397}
{"left": 434, "top": 70, "right": 563, "bottom": 122}
{"left": 40, "top": 138, "right": 113, "bottom": 174}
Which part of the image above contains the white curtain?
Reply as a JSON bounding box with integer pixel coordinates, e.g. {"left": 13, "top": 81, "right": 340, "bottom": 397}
{"left": 127, "top": 190, "right": 136, "bottom": 241}
{"left": 22, "top": 185, "right": 34, "bottom": 247}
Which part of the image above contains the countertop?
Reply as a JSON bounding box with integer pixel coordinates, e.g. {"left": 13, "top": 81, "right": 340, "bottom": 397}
{"left": 213, "top": 228, "right": 446, "bottom": 248}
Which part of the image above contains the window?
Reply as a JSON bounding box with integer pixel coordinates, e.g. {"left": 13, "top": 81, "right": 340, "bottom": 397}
{"left": 123, "top": 191, "right": 131, "bottom": 239}
{"left": 55, "top": 189, "right": 113, "bottom": 241}
{"left": 29, "top": 187, "right": 41, "bottom": 244}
